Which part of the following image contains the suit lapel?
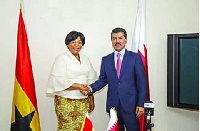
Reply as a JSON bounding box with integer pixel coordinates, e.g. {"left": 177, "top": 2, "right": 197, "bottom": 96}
{"left": 110, "top": 53, "right": 119, "bottom": 79}
{"left": 120, "top": 50, "right": 129, "bottom": 79}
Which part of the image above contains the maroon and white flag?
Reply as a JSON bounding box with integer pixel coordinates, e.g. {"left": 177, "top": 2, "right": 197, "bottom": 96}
{"left": 107, "top": 108, "right": 119, "bottom": 131}
{"left": 131, "top": 0, "right": 150, "bottom": 131}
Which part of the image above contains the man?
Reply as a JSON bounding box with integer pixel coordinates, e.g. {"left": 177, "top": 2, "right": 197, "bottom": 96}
{"left": 82, "top": 27, "right": 147, "bottom": 131}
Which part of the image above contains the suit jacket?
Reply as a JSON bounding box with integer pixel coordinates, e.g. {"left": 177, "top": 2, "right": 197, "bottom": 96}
{"left": 91, "top": 49, "right": 147, "bottom": 113}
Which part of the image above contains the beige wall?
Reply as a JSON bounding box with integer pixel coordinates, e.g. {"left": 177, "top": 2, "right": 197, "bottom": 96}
{"left": 0, "top": 0, "right": 198, "bottom": 131}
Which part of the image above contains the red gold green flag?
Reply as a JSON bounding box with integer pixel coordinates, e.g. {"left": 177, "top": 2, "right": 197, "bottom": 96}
{"left": 11, "top": 5, "right": 41, "bottom": 131}
{"left": 81, "top": 113, "right": 95, "bottom": 131}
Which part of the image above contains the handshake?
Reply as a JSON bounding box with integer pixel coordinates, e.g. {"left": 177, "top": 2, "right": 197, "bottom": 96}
{"left": 79, "top": 84, "right": 91, "bottom": 96}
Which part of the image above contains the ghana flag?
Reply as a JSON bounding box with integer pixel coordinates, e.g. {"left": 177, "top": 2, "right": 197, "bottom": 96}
{"left": 81, "top": 113, "right": 95, "bottom": 131}
{"left": 10, "top": 5, "right": 41, "bottom": 131}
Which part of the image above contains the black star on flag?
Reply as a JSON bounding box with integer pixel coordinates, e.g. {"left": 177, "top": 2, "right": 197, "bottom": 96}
{"left": 11, "top": 106, "right": 35, "bottom": 131}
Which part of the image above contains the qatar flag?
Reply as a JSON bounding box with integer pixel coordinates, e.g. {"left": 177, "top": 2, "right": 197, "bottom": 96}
{"left": 131, "top": 0, "right": 150, "bottom": 131}
{"left": 107, "top": 108, "right": 119, "bottom": 131}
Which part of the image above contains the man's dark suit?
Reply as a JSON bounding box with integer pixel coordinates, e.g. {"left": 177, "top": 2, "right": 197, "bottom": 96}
{"left": 90, "top": 49, "right": 147, "bottom": 131}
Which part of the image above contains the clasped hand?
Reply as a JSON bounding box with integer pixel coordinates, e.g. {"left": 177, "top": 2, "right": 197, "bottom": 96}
{"left": 80, "top": 84, "right": 91, "bottom": 96}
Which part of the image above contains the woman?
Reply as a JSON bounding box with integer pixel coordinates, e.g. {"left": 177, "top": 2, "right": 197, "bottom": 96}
{"left": 46, "top": 31, "right": 97, "bottom": 131}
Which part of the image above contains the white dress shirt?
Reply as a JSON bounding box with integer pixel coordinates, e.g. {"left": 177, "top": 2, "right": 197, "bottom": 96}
{"left": 114, "top": 48, "right": 125, "bottom": 69}
{"left": 46, "top": 48, "right": 97, "bottom": 99}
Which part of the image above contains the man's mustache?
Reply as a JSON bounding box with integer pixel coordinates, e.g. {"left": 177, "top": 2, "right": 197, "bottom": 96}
{"left": 115, "top": 42, "right": 121, "bottom": 46}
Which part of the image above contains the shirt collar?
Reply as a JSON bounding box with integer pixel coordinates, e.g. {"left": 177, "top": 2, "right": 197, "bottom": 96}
{"left": 114, "top": 48, "right": 125, "bottom": 57}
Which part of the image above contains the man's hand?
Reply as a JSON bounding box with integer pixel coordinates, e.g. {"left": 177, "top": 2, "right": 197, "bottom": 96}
{"left": 136, "top": 106, "right": 144, "bottom": 118}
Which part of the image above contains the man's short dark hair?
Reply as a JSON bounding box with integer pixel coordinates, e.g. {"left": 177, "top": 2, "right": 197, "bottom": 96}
{"left": 111, "top": 27, "right": 127, "bottom": 40}
{"left": 65, "top": 31, "right": 85, "bottom": 46}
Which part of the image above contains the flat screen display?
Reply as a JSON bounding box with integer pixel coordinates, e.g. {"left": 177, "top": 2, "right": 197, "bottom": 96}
{"left": 167, "top": 33, "right": 199, "bottom": 110}
{"left": 178, "top": 37, "right": 199, "bottom": 106}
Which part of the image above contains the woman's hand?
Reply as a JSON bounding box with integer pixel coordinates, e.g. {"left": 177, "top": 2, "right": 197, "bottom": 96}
{"left": 88, "top": 95, "right": 95, "bottom": 113}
